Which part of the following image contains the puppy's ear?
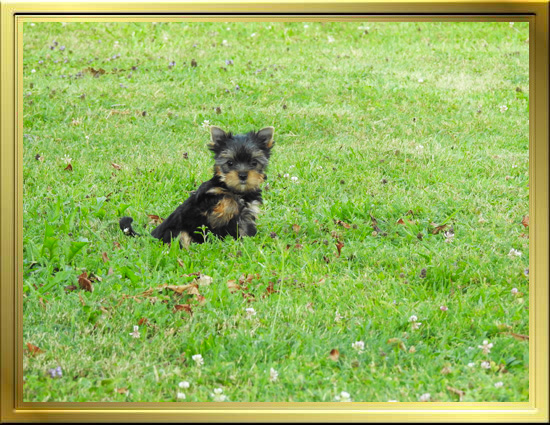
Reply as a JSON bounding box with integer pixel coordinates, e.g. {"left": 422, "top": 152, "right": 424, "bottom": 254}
{"left": 256, "top": 126, "right": 275, "bottom": 149}
{"left": 208, "top": 126, "right": 228, "bottom": 151}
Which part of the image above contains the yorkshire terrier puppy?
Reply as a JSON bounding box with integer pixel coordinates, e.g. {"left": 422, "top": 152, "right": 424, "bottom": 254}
{"left": 119, "top": 126, "right": 274, "bottom": 247}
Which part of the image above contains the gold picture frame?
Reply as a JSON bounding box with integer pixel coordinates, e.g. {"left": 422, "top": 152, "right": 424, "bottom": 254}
{"left": 1, "top": 1, "right": 548, "bottom": 422}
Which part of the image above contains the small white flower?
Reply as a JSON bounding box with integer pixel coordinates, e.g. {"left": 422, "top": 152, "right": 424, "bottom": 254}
{"left": 304, "top": 24, "right": 309, "bottom": 28}
{"left": 177, "top": 392, "right": 186, "bottom": 399}
{"left": 494, "top": 381, "right": 504, "bottom": 388}
{"left": 388, "top": 400, "right": 398, "bottom": 402}
{"left": 245, "top": 307, "right": 256, "bottom": 318}
{"left": 419, "top": 393, "right": 431, "bottom": 402}
{"left": 511, "top": 287, "right": 519, "bottom": 295}
{"left": 352, "top": 341, "right": 365, "bottom": 352}
{"left": 283, "top": 173, "right": 290, "bottom": 178}
{"left": 418, "top": 78, "right": 424, "bottom": 83}
{"left": 201, "top": 120, "right": 211, "bottom": 129}
{"left": 31, "top": 69, "right": 36, "bottom": 73}
{"left": 251, "top": 33, "right": 256, "bottom": 37}
{"left": 509, "top": 22, "right": 515, "bottom": 27}
{"left": 500, "top": 105, "right": 508, "bottom": 113}
{"left": 335, "top": 310, "right": 343, "bottom": 322}
{"left": 334, "top": 391, "right": 351, "bottom": 402}
{"left": 478, "top": 340, "right": 493, "bottom": 355}
{"left": 444, "top": 231, "right": 454, "bottom": 243}
{"left": 269, "top": 367, "right": 278, "bottom": 382}
{"left": 508, "top": 248, "right": 522, "bottom": 258}
{"left": 512, "top": 164, "right": 518, "bottom": 168}
{"left": 222, "top": 40, "right": 228, "bottom": 45}
{"left": 129, "top": 325, "right": 140, "bottom": 338}
{"left": 178, "top": 381, "right": 190, "bottom": 389}
{"left": 467, "top": 362, "right": 476, "bottom": 368}
{"left": 291, "top": 176, "right": 298, "bottom": 182}
{"left": 411, "top": 321, "right": 422, "bottom": 330}
{"left": 416, "top": 144, "right": 424, "bottom": 150}
{"left": 211, "top": 388, "right": 228, "bottom": 401}
{"left": 192, "top": 354, "right": 204, "bottom": 367}
{"left": 408, "top": 315, "right": 418, "bottom": 322}
{"left": 481, "top": 360, "right": 491, "bottom": 369}
{"left": 62, "top": 154, "right": 72, "bottom": 164}
{"left": 328, "top": 36, "right": 335, "bottom": 43}
{"left": 30, "top": 23, "right": 36, "bottom": 26}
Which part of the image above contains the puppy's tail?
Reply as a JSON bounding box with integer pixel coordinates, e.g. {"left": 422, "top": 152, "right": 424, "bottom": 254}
{"left": 119, "top": 216, "right": 141, "bottom": 237}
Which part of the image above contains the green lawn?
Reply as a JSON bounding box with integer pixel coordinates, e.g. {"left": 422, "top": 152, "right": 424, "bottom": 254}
{"left": 22, "top": 21, "right": 529, "bottom": 402}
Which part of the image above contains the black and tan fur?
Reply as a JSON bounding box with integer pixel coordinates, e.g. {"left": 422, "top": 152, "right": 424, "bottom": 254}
{"left": 119, "top": 126, "right": 274, "bottom": 247}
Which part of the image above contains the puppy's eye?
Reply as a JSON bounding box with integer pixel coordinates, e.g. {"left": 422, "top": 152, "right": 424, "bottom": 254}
{"left": 250, "top": 160, "right": 258, "bottom": 167}
{"left": 227, "top": 161, "right": 233, "bottom": 166}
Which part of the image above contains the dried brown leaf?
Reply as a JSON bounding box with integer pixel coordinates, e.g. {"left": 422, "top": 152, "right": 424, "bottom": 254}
{"left": 26, "top": 342, "right": 45, "bottom": 356}
{"left": 101, "top": 252, "right": 109, "bottom": 263}
{"left": 329, "top": 348, "right": 340, "bottom": 361}
{"left": 173, "top": 304, "right": 193, "bottom": 314}
{"left": 521, "top": 215, "right": 529, "bottom": 228}
{"left": 148, "top": 214, "right": 164, "bottom": 225}
{"left": 77, "top": 271, "right": 93, "bottom": 292}
{"left": 430, "top": 223, "right": 450, "bottom": 234}
{"left": 335, "top": 241, "right": 344, "bottom": 257}
{"left": 334, "top": 219, "right": 351, "bottom": 229}
{"left": 446, "top": 386, "right": 465, "bottom": 401}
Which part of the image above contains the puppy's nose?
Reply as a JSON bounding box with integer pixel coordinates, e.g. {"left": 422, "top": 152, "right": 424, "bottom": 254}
{"left": 238, "top": 172, "right": 248, "bottom": 181}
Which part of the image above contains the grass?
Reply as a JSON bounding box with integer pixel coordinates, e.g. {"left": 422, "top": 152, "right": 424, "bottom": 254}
{"left": 22, "top": 21, "right": 529, "bottom": 402}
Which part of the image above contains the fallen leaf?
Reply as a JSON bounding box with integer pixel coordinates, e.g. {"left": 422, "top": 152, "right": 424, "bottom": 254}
{"left": 164, "top": 283, "right": 199, "bottom": 296}
{"left": 430, "top": 223, "right": 450, "bottom": 234}
{"left": 446, "top": 386, "right": 465, "bottom": 401}
{"left": 64, "top": 284, "right": 78, "bottom": 293}
{"left": 77, "top": 271, "right": 93, "bottom": 292}
{"left": 102, "top": 252, "right": 109, "bottom": 263}
{"left": 227, "top": 280, "right": 242, "bottom": 293}
{"left": 370, "top": 212, "right": 381, "bottom": 233}
{"left": 111, "top": 162, "right": 122, "bottom": 170}
{"left": 26, "top": 342, "right": 45, "bottom": 356}
{"left": 506, "top": 332, "right": 529, "bottom": 341}
{"left": 397, "top": 218, "right": 405, "bottom": 225}
{"left": 116, "top": 387, "right": 129, "bottom": 394}
{"left": 64, "top": 163, "right": 73, "bottom": 172}
{"left": 335, "top": 241, "right": 344, "bottom": 257}
{"left": 264, "top": 281, "right": 278, "bottom": 297}
{"left": 195, "top": 274, "right": 212, "bottom": 286}
{"left": 113, "top": 241, "right": 121, "bottom": 249}
{"left": 387, "top": 338, "right": 407, "bottom": 351}
{"left": 173, "top": 304, "right": 193, "bottom": 314}
{"left": 148, "top": 214, "right": 164, "bottom": 225}
{"left": 86, "top": 67, "right": 106, "bottom": 77}
{"left": 329, "top": 348, "right": 340, "bottom": 361}
{"left": 521, "top": 215, "right": 529, "bottom": 227}
{"left": 196, "top": 294, "right": 206, "bottom": 305}
{"left": 292, "top": 224, "right": 300, "bottom": 233}
{"left": 334, "top": 219, "right": 351, "bottom": 229}
{"left": 137, "top": 318, "right": 148, "bottom": 326}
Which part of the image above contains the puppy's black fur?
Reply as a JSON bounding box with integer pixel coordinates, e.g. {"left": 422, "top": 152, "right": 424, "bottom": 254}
{"left": 119, "top": 126, "right": 274, "bottom": 247}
